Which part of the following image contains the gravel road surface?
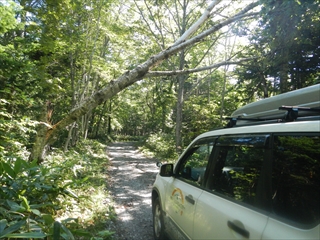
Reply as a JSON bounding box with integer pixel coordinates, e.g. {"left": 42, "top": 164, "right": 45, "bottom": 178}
{"left": 106, "top": 142, "right": 159, "bottom": 240}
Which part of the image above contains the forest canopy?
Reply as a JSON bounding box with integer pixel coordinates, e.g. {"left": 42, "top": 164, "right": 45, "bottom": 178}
{"left": 0, "top": 0, "right": 319, "bottom": 160}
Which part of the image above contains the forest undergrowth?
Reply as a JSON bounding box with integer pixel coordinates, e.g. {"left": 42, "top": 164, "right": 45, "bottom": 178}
{"left": 0, "top": 139, "right": 116, "bottom": 239}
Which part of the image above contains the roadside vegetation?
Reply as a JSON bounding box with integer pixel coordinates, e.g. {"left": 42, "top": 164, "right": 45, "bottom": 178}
{"left": 138, "top": 133, "right": 179, "bottom": 163}
{"left": 0, "top": 139, "right": 115, "bottom": 239}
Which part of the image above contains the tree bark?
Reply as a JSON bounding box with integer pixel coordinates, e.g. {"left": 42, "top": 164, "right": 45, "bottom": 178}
{"left": 29, "top": 102, "right": 53, "bottom": 163}
{"left": 64, "top": 122, "right": 76, "bottom": 152}
{"left": 29, "top": 124, "right": 48, "bottom": 163}
{"left": 175, "top": 51, "right": 186, "bottom": 153}
{"left": 175, "top": 0, "right": 188, "bottom": 153}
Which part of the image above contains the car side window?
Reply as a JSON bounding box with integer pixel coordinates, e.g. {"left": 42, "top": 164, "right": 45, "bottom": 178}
{"left": 208, "top": 135, "right": 268, "bottom": 208}
{"left": 176, "top": 137, "right": 216, "bottom": 187}
{"left": 271, "top": 134, "right": 320, "bottom": 227}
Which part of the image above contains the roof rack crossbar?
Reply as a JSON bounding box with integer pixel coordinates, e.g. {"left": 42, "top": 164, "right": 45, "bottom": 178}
{"left": 225, "top": 117, "right": 267, "bottom": 122}
{"left": 279, "top": 106, "right": 320, "bottom": 122}
{"left": 225, "top": 117, "right": 267, "bottom": 128}
{"left": 279, "top": 106, "right": 320, "bottom": 113}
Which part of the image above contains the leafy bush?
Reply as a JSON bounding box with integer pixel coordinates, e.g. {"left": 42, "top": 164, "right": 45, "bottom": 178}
{"left": 0, "top": 157, "right": 72, "bottom": 239}
{"left": 114, "top": 135, "right": 143, "bottom": 142}
{"left": 141, "top": 133, "right": 178, "bottom": 162}
{"left": 0, "top": 139, "right": 115, "bottom": 239}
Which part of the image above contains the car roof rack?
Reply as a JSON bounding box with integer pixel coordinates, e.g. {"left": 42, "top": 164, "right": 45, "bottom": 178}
{"left": 225, "top": 106, "right": 320, "bottom": 128}
{"left": 226, "top": 84, "right": 320, "bottom": 128}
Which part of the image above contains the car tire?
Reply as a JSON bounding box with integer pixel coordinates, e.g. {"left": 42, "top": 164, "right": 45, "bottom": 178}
{"left": 153, "top": 196, "right": 165, "bottom": 240}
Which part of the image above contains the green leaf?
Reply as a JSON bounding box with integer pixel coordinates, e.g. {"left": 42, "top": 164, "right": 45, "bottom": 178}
{"left": 30, "top": 209, "right": 41, "bottom": 216}
{"left": 29, "top": 159, "right": 39, "bottom": 168}
{"left": 53, "top": 221, "right": 61, "bottom": 240}
{"left": 42, "top": 214, "right": 55, "bottom": 226}
{"left": 19, "top": 196, "right": 30, "bottom": 212}
{"left": 0, "top": 219, "right": 8, "bottom": 234}
{"left": 4, "top": 232, "right": 46, "bottom": 238}
{"left": 1, "top": 161, "right": 16, "bottom": 178}
{"left": 6, "top": 200, "right": 25, "bottom": 212}
{"left": 60, "top": 223, "right": 75, "bottom": 240}
{"left": 72, "top": 229, "right": 92, "bottom": 237}
{"left": 0, "top": 219, "right": 26, "bottom": 238}
{"left": 14, "top": 159, "right": 23, "bottom": 174}
{"left": 30, "top": 203, "right": 54, "bottom": 209}
{"left": 97, "top": 230, "right": 115, "bottom": 237}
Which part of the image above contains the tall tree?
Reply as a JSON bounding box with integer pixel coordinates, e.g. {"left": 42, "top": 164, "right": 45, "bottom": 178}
{"left": 235, "top": 0, "right": 320, "bottom": 97}
{"left": 132, "top": 0, "right": 258, "bottom": 151}
{"left": 1, "top": 0, "right": 260, "bottom": 162}
{"left": 36, "top": 1, "right": 259, "bottom": 162}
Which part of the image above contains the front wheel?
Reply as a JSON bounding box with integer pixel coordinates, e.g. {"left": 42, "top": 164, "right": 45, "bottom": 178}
{"left": 153, "top": 197, "right": 165, "bottom": 240}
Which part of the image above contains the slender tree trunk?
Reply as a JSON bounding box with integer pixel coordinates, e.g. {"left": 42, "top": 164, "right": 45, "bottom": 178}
{"left": 94, "top": 101, "right": 107, "bottom": 138}
{"left": 107, "top": 100, "right": 112, "bottom": 135}
{"left": 29, "top": 123, "right": 47, "bottom": 164}
{"left": 279, "top": 48, "right": 289, "bottom": 93}
{"left": 175, "top": 77, "right": 185, "bottom": 152}
{"left": 175, "top": 0, "right": 188, "bottom": 153}
{"left": 82, "top": 112, "right": 91, "bottom": 140}
{"left": 260, "top": 72, "right": 268, "bottom": 98}
{"left": 220, "top": 66, "right": 227, "bottom": 121}
{"left": 279, "top": 67, "right": 288, "bottom": 93}
{"left": 64, "top": 122, "right": 76, "bottom": 152}
{"left": 71, "top": 124, "right": 78, "bottom": 146}
{"left": 29, "top": 102, "right": 52, "bottom": 163}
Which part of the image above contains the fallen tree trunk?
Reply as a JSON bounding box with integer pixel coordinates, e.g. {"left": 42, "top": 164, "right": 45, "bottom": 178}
{"left": 30, "top": 1, "right": 260, "bottom": 162}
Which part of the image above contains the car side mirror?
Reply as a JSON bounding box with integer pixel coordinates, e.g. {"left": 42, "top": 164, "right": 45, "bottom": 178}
{"left": 159, "top": 163, "right": 173, "bottom": 177}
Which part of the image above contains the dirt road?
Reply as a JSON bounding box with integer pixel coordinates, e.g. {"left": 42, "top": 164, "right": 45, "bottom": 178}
{"left": 106, "top": 142, "right": 159, "bottom": 240}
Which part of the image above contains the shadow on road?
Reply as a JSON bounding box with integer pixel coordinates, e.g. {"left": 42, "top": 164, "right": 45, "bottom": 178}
{"left": 107, "top": 142, "right": 159, "bottom": 240}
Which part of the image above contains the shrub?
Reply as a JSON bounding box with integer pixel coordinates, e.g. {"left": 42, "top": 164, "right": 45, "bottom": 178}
{"left": 142, "top": 133, "right": 178, "bottom": 161}
{"left": 0, "top": 139, "right": 115, "bottom": 239}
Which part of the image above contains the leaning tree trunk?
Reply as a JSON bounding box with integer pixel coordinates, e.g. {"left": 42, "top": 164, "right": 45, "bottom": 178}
{"left": 29, "top": 1, "right": 260, "bottom": 162}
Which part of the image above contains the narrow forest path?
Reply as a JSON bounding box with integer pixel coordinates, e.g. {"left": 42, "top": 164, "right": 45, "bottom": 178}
{"left": 106, "top": 142, "right": 159, "bottom": 240}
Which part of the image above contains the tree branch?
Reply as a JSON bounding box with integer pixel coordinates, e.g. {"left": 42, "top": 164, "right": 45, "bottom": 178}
{"left": 45, "top": 1, "right": 261, "bottom": 144}
{"left": 173, "top": 0, "right": 223, "bottom": 46}
{"left": 145, "top": 57, "right": 257, "bottom": 77}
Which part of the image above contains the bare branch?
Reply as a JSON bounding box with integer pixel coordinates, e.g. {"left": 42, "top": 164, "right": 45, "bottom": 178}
{"left": 134, "top": 0, "right": 166, "bottom": 49}
{"left": 145, "top": 57, "right": 257, "bottom": 78}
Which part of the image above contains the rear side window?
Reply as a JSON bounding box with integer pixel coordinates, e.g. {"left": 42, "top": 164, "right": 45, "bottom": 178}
{"left": 207, "top": 135, "right": 269, "bottom": 208}
{"left": 271, "top": 134, "right": 320, "bottom": 227}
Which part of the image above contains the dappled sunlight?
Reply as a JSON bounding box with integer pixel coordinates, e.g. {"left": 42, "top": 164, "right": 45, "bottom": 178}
{"left": 107, "top": 142, "right": 159, "bottom": 239}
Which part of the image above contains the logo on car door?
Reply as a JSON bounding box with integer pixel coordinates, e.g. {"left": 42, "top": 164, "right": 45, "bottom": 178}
{"left": 171, "top": 188, "right": 185, "bottom": 215}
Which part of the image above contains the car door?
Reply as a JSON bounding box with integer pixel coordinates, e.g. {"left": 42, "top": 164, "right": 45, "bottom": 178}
{"left": 164, "top": 137, "right": 216, "bottom": 240}
{"left": 261, "top": 134, "right": 320, "bottom": 240}
{"left": 193, "top": 134, "right": 270, "bottom": 239}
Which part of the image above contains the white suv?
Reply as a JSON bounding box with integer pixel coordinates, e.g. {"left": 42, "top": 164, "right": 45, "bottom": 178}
{"left": 152, "top": 84, "right": 320, "bottom": 240}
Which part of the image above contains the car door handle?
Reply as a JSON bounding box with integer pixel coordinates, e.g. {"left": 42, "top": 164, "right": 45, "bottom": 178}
{"left": 227, "top": 220, "right": 250, "bottom": 238}
{"left": 185, "top": 195, "right": 195, "bottom": 205}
